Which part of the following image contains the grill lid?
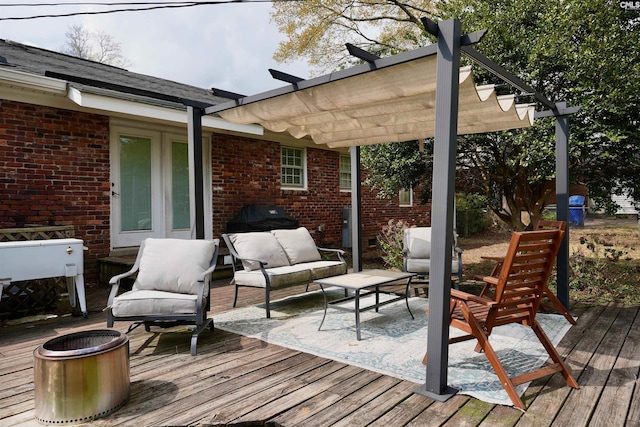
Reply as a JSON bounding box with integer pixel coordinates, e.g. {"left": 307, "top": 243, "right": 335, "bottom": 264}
{"left": 227, "top": 205, "right": 299, "bottom": 233}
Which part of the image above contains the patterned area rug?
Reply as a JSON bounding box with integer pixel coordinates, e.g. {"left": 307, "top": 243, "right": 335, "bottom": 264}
{"left": 213, "top": 288, "right": 573, "bottom": 406}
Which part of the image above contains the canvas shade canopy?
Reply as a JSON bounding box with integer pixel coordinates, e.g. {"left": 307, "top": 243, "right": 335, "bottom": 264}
{"left": 208, "top": 49, "right": 535, "bottom": 148}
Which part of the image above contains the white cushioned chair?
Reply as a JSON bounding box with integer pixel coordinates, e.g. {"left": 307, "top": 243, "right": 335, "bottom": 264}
{"left": 402, "top": 227, "right": 463, "bottom": 292}
{"left": 106, "top": 238, "right": 219, "bottom": 356}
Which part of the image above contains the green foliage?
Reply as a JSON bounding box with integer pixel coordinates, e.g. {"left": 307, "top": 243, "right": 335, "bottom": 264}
{"left": 360, "top": 141, "right": 431, "bottom": 202}
{"left": 439, "top": 0, "right": 640, "bottom": 222}
{"left": 273, "top": 0, "right": 640, "bottom": 232}
{"left": 376, "top": 219, "right": 409, "bottom": 270}
{"left": 456, "top": 192, "right": 490, "bottom": 237}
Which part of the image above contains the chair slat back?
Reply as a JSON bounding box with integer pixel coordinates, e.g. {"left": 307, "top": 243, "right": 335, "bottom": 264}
{"left": 490, "top": 229, "right": 565, "bottom": 326}
{"left": 536, "top": 220, "right": 567, "bottom": 231}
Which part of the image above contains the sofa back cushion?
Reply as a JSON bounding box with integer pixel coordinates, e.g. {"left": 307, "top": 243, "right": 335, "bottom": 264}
{"left": 271, "top": 227, "right": 322, "bottom": 264}
{"left": 404, "top": 227, "right": 432, "bottom": 259}
{"left": 134, "top": 238, "right": 217, "bottom": 294}
{"left": 229, "top": 232, "right": 291, "bottom": 271}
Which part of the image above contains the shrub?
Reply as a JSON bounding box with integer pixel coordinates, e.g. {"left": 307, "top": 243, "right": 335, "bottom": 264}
{"left": 377, "top": 219, "right": 409, "bottom": 270}
{"left": 456, "top": 192, "right": 490, "bottom": 237}
{"left": 563, "top": 236, "right": 640, "bottom": 304}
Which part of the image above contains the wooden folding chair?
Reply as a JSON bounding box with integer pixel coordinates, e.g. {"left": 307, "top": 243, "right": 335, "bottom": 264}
{"left": 480, "top": 220, "right": 575, "bottom": 324}
{"left": 440, "top": 229, "right": 579, "bottom": 409}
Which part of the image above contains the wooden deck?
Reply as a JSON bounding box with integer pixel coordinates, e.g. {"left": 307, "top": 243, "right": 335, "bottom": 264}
{"left": 1, "top": 280, "right": 639, "bottom": 426}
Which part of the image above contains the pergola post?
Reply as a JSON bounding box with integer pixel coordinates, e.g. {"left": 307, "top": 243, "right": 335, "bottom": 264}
{"left": 555, "top": 101, "right": 570, "bottom": 308}
{"left": 414, "top": 18, "right": 460, "bottom": 401}
{"left": 187, "top": 105, "right": 205, "bottom": 239}
{"left": 350, "top": 146, "right": 363, "bottom": 272}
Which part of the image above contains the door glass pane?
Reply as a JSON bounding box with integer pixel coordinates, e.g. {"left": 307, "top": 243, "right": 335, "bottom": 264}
{"left": 120, "top": 136, "right": 152, "bottom": 231}
{"left": 172, "top": 141, "right": 190, "bottom": 229}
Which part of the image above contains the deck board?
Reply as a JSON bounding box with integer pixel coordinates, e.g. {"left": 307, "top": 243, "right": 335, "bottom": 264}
{"left": 583, "top": 306, "right": 640, "bottom": 427}
{"left": 552, "top": 303, "right": 632, "bottom": 426}
{"left": 0, "top": 280, "right": 638, "bottom": 426}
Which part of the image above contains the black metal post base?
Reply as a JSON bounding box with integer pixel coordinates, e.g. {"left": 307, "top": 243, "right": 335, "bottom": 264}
{"left": 414, "top": 384, "right": 458, "bottom": 402}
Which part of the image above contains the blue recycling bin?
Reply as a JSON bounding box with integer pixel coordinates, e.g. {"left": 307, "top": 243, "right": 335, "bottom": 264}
{"left": 568, "top": 195, "right": 585, "bottom": 226}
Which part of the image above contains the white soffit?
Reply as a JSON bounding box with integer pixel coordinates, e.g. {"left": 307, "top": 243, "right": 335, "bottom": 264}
{"left": 217, "top": 55, "right": 534, "bottom": 148}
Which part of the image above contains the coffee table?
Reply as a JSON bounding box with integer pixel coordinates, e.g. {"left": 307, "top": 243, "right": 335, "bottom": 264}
{"left": 315, "top": 269, "right": 416, "bottom": 340}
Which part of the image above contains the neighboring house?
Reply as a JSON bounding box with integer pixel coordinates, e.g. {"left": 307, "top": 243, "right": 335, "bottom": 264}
{"left": 612, "top": 193, "right": 638, "bottom": 215}
{"left": 0, "top": 39, "right": 431, "bottom": 283}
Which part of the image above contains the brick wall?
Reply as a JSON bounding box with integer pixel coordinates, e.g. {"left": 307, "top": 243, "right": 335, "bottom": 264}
{"left": 211, "top": 133, "right": 432, "bottom": 255}
{"left": 1, "top": 100, "right": 432, "bottom": 283}
{"left": 0, "top": 100, "right": 111, "bottom": 280}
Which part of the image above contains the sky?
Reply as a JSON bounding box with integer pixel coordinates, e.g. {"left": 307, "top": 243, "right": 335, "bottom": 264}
{"left": 0, "top": 0, "right": 312, "bottom": 95}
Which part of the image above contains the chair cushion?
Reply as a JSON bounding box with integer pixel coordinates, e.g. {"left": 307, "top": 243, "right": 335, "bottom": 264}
{"left": 134, "top": 238, "right": 216, "bottom": 294}
{"left": 233, "top": 264, "right": 313, "bottom": 289}
{"left": 405, "top": 258, "right": 460, "bottom": 274}
{"left": 271, "top": 227, "right": 321, "bottom": 264}
{"left": 111, "top": 289, "right": 198, "bottom": 316}
{"left": 404, "top": 228, "right": 432, "bottom": 259}
{"left": 229, "top": 232, "right": 290, "bottom": 271}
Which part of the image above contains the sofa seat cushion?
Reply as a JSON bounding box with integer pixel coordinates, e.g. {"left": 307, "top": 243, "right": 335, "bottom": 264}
{"left": 111, "top": 289, "right": 198, "bottom": 317}
{"left": 229, "top": 232, "right": 290, "bottom": 271}
{"left": 405, "top": 258, "right": 460, "bottom": 274}
{"left": 306, "top": 260, "right": 348, "bottom": 280}
{"left": 271, "top": 227, "right": 321, "bottom": 264}
{"left": 234, "top": 264, "right": 313, "bottom": 289}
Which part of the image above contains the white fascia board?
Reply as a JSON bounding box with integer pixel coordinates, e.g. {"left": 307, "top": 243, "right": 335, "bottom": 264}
{"left": 0, "top": 68, "right": 67, "bottom": 93}
{"left": 67, "top": 87, "right": 263, "bottom": 136}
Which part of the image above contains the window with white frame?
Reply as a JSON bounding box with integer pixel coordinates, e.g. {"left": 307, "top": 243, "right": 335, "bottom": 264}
{"left": 399, "top": 187, "right": 413, "bottom": 206}
{"left": 281, "top": 146, "right": 306, "bottom": 188}
{"left": 339, "top": 154, "right": 351, "bottom": 190}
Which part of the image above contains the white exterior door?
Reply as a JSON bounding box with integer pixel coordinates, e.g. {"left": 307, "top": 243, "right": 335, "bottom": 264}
{"left": 110, "top": 125, "right": 210, "bottom": 249}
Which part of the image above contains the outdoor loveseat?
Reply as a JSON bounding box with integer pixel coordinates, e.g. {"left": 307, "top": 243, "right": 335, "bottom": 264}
{"left": 222, "top": 227, "right": 347, "bottom": 318}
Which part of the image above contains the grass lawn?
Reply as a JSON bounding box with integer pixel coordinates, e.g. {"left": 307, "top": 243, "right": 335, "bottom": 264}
{"left": 459, "top": 215, "right": 640, "bottom": 305}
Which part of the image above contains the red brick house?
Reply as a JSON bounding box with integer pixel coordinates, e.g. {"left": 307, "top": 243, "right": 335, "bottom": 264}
{"left": 0, "top": 39, "right": 431, "bottom": 283}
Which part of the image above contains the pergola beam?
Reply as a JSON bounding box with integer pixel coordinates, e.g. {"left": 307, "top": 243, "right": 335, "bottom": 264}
{"left": 269, "top": 69, "right": 305, "bottom": 85}
{"left": 346, "top": 43, "right": 381, "bottom": 63}
{"left": 211, "top": 88, "right": 245, "bottom": 100}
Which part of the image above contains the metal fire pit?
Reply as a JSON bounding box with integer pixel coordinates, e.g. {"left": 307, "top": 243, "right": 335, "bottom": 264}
{"left": 33, "top": 330, "right": 130, "bottom": 425}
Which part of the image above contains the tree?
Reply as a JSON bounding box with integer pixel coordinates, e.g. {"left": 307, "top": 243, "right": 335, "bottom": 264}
{"left": 272, "top": 0, "right": 640, "bottom": 230}
{"left": 60, "top": 25, "right": 131, "bottom": 68}
{"left": 271, "top": 0, "right": 436, "bottom": 72}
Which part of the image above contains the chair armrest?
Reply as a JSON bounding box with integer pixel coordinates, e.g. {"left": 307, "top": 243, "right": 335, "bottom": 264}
{"left": 106, "top": 266, "right": 140, "bottom": 307}
{"left": 108, "top": 268, "right": 138, "bottom": 286}
{"left": 317, "top": 246, "right": 345, "bottom": 255}
{"left": 200, "top": 264, "right": 218, "bottom": 280}
{"left": 317, "top": 247, "right": 346, "bottom": 262}
{"left": 451, "top": 289, "right": 496, "bottom": 306}
{"left": 480, "top": 275, "right": 499, "bottom": 286}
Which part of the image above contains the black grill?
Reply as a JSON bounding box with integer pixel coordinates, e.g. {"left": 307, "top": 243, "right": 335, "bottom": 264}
{"left": 226, "top": 206, "right": 299, "bottom": 233}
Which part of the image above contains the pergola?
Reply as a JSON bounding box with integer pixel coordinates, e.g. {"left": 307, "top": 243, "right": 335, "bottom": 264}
{"left": 187, "top": 18, "right": 578, "bottom": 401}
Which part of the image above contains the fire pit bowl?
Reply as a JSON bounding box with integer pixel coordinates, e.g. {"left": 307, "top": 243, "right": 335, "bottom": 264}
{"left": 33, "top": 329, "right": 129, "bottom": 425}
